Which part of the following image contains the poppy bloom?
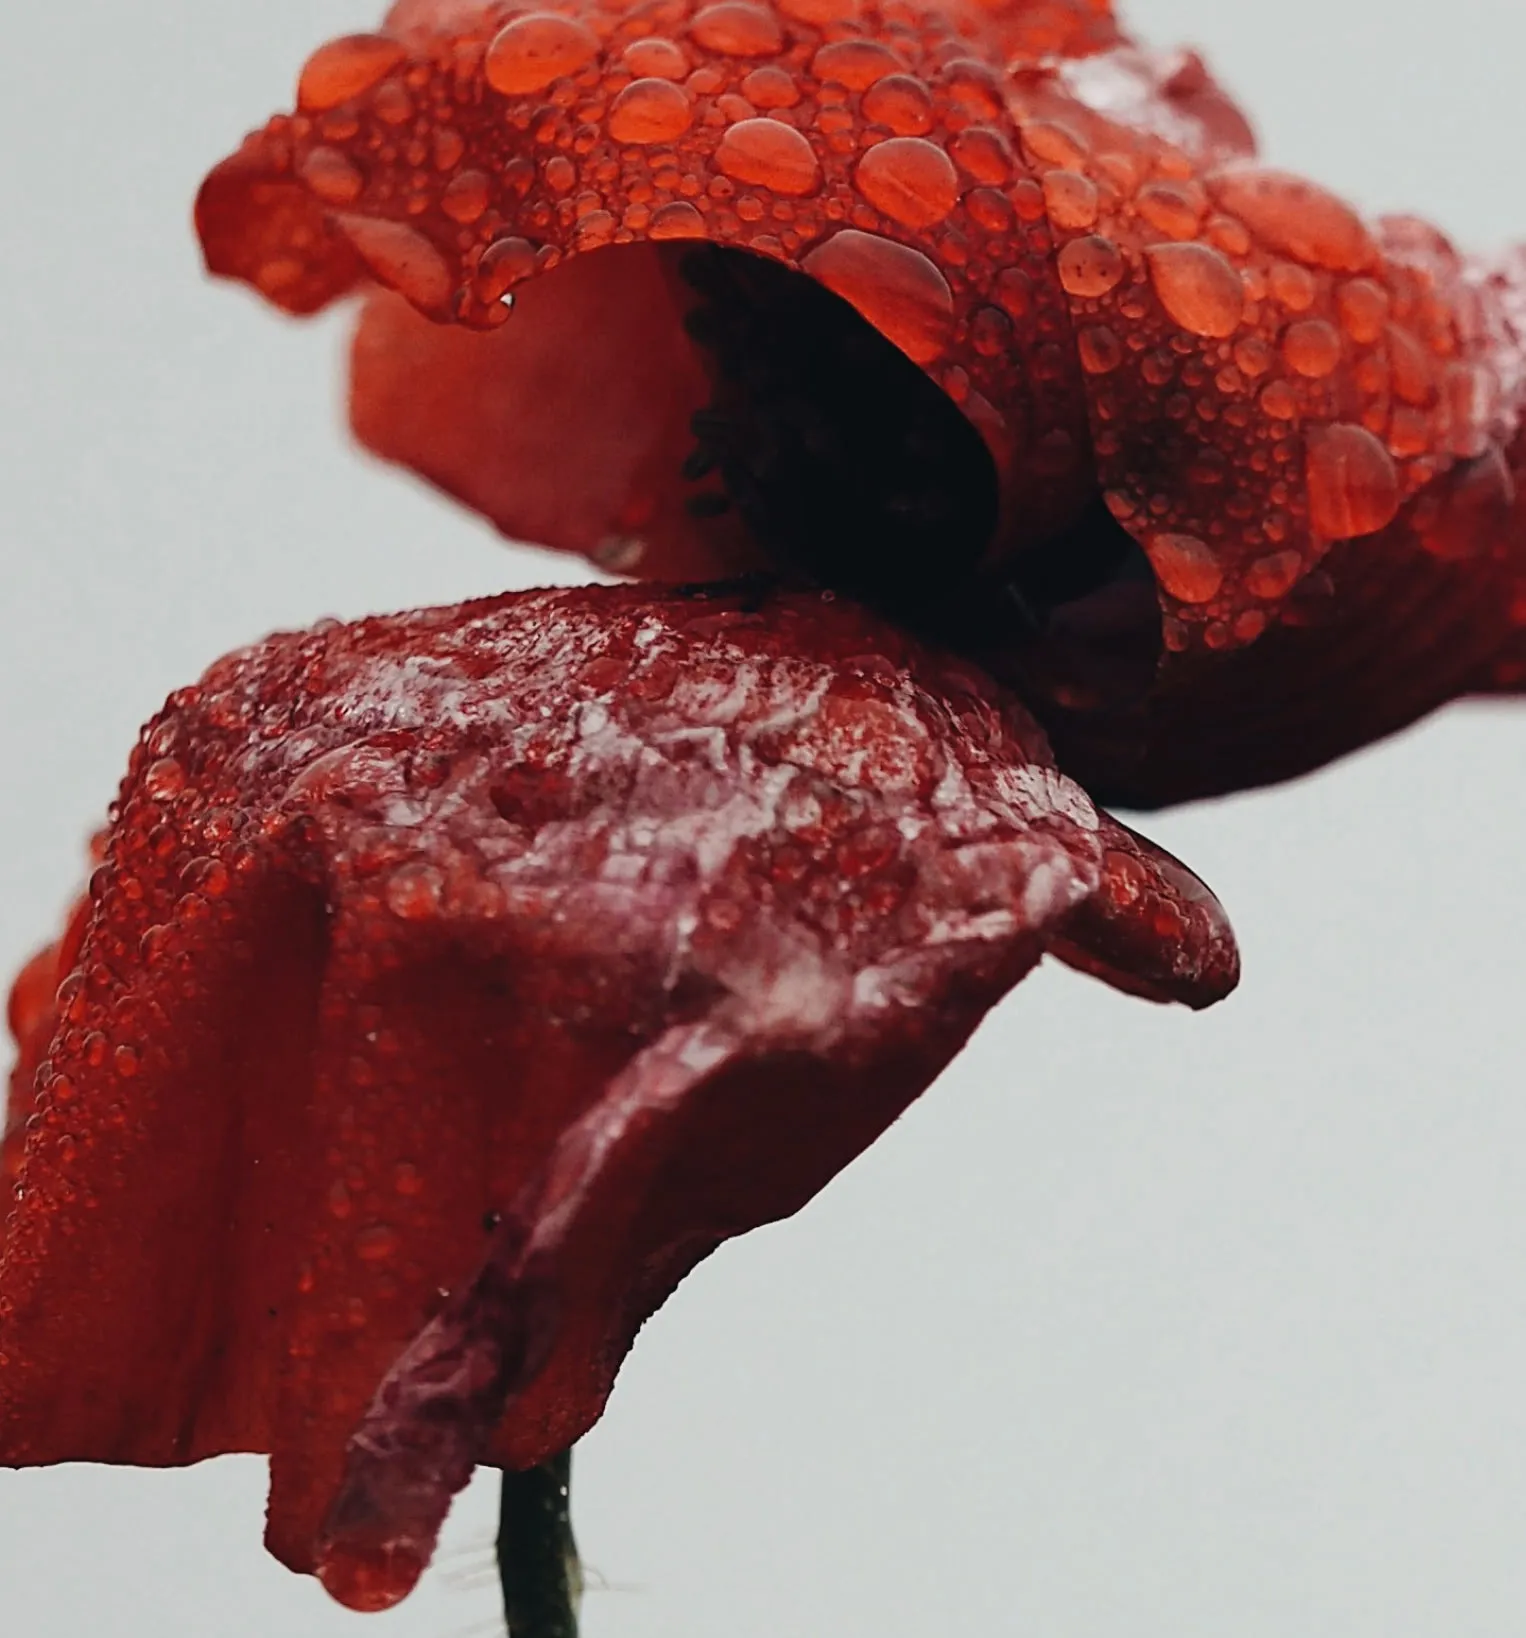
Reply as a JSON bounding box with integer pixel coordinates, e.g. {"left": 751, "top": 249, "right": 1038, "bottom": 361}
{"left": 1, "top": 0, "right": 1523, "bottom": 1625}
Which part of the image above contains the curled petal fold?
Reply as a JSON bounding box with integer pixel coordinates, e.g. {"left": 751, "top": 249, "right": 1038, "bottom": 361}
{"left": 0, "top": 583, "right": 1236, "bottom": 1608}
{"left": 196, "top": 0, "right": 1526, "bottom": 802}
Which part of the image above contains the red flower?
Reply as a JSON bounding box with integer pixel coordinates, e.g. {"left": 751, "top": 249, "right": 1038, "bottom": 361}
{"left": 194, "top": 0, "right": 1526, "bottom": 803}
{"left": 4, "top": 0, "right": 1524, "bottom": 1619}
{"left": 0, "top": 584, "right": 1232, "bottom": 1609}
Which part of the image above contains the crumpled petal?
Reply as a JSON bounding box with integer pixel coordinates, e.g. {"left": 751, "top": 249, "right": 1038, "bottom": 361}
{"left": 0, "top": 582, "right": 1236, "bottom": 1609}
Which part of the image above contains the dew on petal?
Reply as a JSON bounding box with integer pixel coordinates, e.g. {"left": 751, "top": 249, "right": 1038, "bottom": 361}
{"left": 1145, "top": 241, "right": 1244, "bottom": 338}
{"left": 609, "top": 78, "right": 694, "bottom": 144}
{"left": 690, "top": 2, "right": 782, "bottom": 56}
{"left": 297, "top": 34, "right": 407, "bottom": 112}
{"left": 1135, "top": 180, "right": 1205, "bottom": 240}
{"left": 1281, "top": 318, "right": 1342, "bottom": 378}
{"left": 1145, "top": 533, "right": 1224, "bottom": 603}
{"left": 1208, "top": 167, "right": 1375, "bottom": 273}
{"left": 649, "top": 200, "right": 709, "bottom": 239}
{"left": 802, "top": 229, "right": 954, "bottom": 364}
{"left": 862, "top": 74, "right": 933, "bottom": 135}
{"left": 1386, "top": 323, "right": 1436, "bottom": 405}
{"left": 475, "top": 236, "right": 538, "bottom": 301}
{"left": 1336, "top": 277, "right": 1389, "bottom": 343}
{"left": 1056, "top": 234, "right": 1124, "bottom": 299}
{"left": 812, "top": 39, "right": 903, "bottom": 89}
{"left": 1305, "top": 421, "right": 1401, "bottom": 538}
{"left": 440, "top": 169, "right": 491, "bottom": 224}
{"left": 1042, "top": 169, "right": 1099, "bottom": 231}
{"left": 297, "top": 147, "right": 364, "bottom": 206}
{"left": 622, "top": 36, "right": 689, "bottom": 79}
{"left": 855, "top": 137, "right": 959, "bottom": 229}
{"left": 1245, "top": 549, "right": 1304, "bottom": 599}
{"left": 716, "top": 118, "right": 820, "bottom": 195}
{"left": 741, "top": 65, "right": 799, "bottom": 107}
{"left": 484, "top": 13, "right": 600, "bottom": 97}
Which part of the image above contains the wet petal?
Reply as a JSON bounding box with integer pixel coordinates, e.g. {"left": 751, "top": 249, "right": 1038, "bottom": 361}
{"left": 0, "top": 582, "right": 1233, "bottom": 1604}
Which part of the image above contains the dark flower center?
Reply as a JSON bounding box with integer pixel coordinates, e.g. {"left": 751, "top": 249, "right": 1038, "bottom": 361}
{"left": 676, "top": 245, "right": 1162, "bottom": 728}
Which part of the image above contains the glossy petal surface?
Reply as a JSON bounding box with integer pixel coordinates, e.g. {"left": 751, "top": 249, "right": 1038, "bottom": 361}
{"left": 197, "top": 0, "right": 1526, "bottom": 802}
{"left": 0, "top": 582, "right": 1235, "bottom": 1605}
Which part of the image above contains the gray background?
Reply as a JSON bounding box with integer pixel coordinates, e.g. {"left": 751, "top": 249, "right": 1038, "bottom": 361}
{"left": 2, "top": 1, "right": 1524, "bottom": 1632}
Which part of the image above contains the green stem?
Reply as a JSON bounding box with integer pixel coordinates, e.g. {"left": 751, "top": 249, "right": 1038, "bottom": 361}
{"left": 497, "top": 1449, "right": 582, "bottom": 1638}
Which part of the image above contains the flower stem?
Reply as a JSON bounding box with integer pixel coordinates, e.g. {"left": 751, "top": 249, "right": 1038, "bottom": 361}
{"left": 497, "top": 1450, "right": 582, "bottom": 1638}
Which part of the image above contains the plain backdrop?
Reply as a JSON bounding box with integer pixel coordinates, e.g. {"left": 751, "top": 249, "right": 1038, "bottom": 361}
{"left": 2, "top": 1, "right": 1524, "bottom": 1633}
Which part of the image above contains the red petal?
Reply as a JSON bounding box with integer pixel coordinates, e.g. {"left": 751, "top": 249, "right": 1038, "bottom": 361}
{"left": 0, "top": 583, "right": 1232, "bottom": 1605}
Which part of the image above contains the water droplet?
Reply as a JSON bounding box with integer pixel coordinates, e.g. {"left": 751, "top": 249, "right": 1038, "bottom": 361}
{"left": 318, "top": 1542, "right": 425, "bottom": 1615}
{"left": 812, "top": 39, "right": 902, "bottom": 89}
{"left": 1145, "top": 533, "right": 1223, "bottom": 603}
{"left": 741, "top": 65, "right": 799, "bottom": 107}
{"left": 432, "top": 128, "right": 465, "bottom": 171}
{"left": 1245, "top": 549, "right": 1303, "bottom": 599}
{"left": 716, "top": 118, "right": 820, "bottom": 195}
{"left": 298, "top": 146, "right": 364, "bottom": 206}
{"left": 1078, "top": 324, "right": 1122, "bottom": 374}
{"left": 1056, "top": 234, "right": 1123, "bottom": 299}
{"left": 394, "top": 1161, "right": 424, "bottom": 1196}
{"left": 950, "top": 126, "right": 1013, "bottom": 185}
{"left": 441, "top": 169, "right": 491, "bottom": 224}
{"left": 475, "top": 236, "right": 538, "bottom": 301}
{"left": 622, "top": 37, "right": 688, "bottom": 79}
{"left": 649, "top": 200, "right": 708, "bottom": 239}
{"left": 1145, "top": 241, "right": 1244, "bottom": 338}
{"left": 328, "top": 1178, "right": 353, "bottom": 1220}
{"left": 855, "top": 137, "right": 958, "bottom": 229}
{"left": 1042, "top": 169, "right": 1098, "bottom": 231}
{"left": 143, "top": 757, "right": 185, "bottom": 801}
{"left": 1306, "top": 421, "right": 1400, "bottom": 538}
{"left": 689, "top": 2, "right": 782, "bottom": 55}
{"left": 1385, "top": 323, "right": 1434, "bottom": 405}
{"left": 484, "top": 13, "right": 599, "bottom": 96}
{"left": 298, "top": 34, "right": 408, "bottom": 112}
{"left": 608, "top": 78, "right": 694, "bottom": 145}
{"left": 1134, "top": 180, "right": 1205, "bottom": 240}
{"left": 386, "top": 862, "right": 445, "bottom": 919}
{"left": 335, "top": 215, "right": 454, "bottom": 314}
{"left": 1335, "top": 277, "right": 1389, "bottom": 343}
{"left": 802, "top": 229, "right": 954, "bottom": 364}
{"left": 113, "top": 1044, "right": 140, "bottom": 1079}
{"left": 1234, "top": 336, "right": 1271, "bottom": 377}
{"left": 1021, "top": 119, "right": 1090, "bottom": 168}
{"left": 862, "top": 74, "right": 933, "bottom": 136}
{"left": 355, "top": 1223, "right": 402, "bottom": 1262}
{"left": 1208, "top": 167, "right": 1375, "bottom": 273}
{"left": 1282, "top": 318, "right": 1341, "bottom": 378}
{"left": 1259, "top": 379, "right": 1298, "bottom": 420}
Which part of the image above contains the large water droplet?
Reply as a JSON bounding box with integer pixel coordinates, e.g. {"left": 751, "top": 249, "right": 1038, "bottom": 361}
{"left": 1145, "top": 241, "right": 1244, "bottom": 338}
{"left": 298, "top": 34, "right": 407, "bottom": 112}
{"left": 802, "top": 229, "right": 954, "bottom": 364}
{"left": 1281, "top": 318, "right": 1341, "bottom": 378}
{"left": 855, "top": 137, "right": 959, "bottom": 228}
{"left": 622, "top": 36, "right": 688, "bottom": 79}
{"left": 715, "top": 118, "right": 820, "bottom": 195}
{"left": 1056, "top": 234, "right": 1124, "bottom": 299}
{"left": 1145, "top": 532, "right": 1223, "bottom": 603}
{"left": 609, "top": 78, "right": 693, "bottom": 144}
{"left": 1135, "top": 180, "right": 1205, "bottom": 240}
{"left": 649, "top": 200, "right": 708, "bottom": 239}
{"left": 1208, "top": 168, "right": 1375, "bottom": 273}
{"left": 862, "top": 74, "right": 933, "bottom": 135}
{"left": 484, "top": 13, "right": 600, "bottom": 96}
{"left": 1305, "top": 421, "right": 1400, "bottom": 538}
{"left": 812, "top": 39, "right": 903, "bottom": 89}
{"left": 298, "top": 146, "right": 365, "bottom": 206}
{"left": 689, "top": 2, "right": 782, "bottom": 55}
